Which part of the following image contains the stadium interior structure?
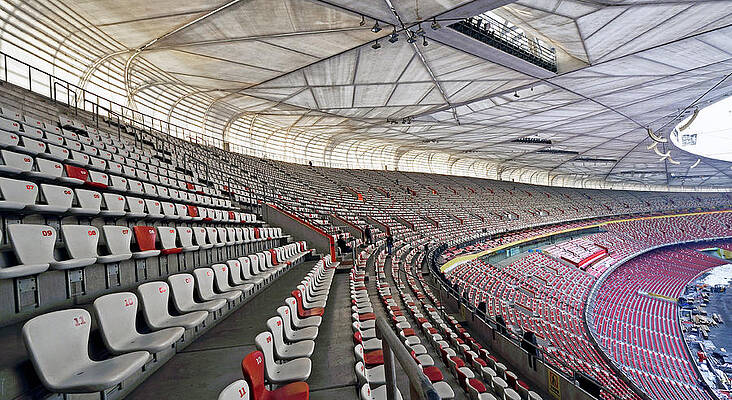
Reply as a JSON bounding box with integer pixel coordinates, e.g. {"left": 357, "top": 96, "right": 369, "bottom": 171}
{"left": 0, "top": 1, "right": 731, "bottom": 400}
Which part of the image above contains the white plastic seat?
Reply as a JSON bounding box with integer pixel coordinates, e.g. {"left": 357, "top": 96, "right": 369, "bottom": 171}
{"left": 355, "top": 361, "right": 386, "bottom": 385}
{"left": 194, "top": 227, "right": 213, "bottom": 249}
{"left": 22, "top": 308, "right": 150, "bottom": 393}
{"left": 97, "top": 225, "right": 133, "bottom": 263}
{"left": 177, "top": 227, "right": 199, "bottom": 251}
{"left": 51, "top": 225, "right": 99, "bottom": 270}
{"left": 286, "top": 296, "right": 321, "bottom": 328}
{"left": 0, "top": 149, "right": 33, "bottom": 173}
{"left": 137, "top": 281, "right": 207, "bottom": 330}
{"left": 161, "top": 201, "right": 178, "bottom": 219}
{"left": 0, "top": 176, "right": 37, "bottom": 210}
{"left": 126, "top": 196, "right": 146, "bottom": 218}
{"left": 361, "top": 383, "right": 403, "bottom": 400}
{"left": 276, "top": 305, "right": 318, "bottom": 341}
{"left": 213, "top": 263, "right": 254, "bottom": 295}
{"left": 239, "top": 257, "right": 265, "bottom": 286}
{"left": 1, "top": 224, "right": 55, "bottom": 279}
{"left": 69, "top": 188, "right": 101, "bottom": 215}
{"left": 156, "top": 226, "right": 182, "bottom": 255}
{"left": 168, "top": 273, "right": 226, "bottom": 313}
{"left": 100, "top": 193, "right": 127, "bottom": 217}
{"left": 207, "top": 227, "right": 224, "bottom": 248}
{"left": 255, "top": 331, "right": 311, "bottom": 383}
{"left": 28, "top": 157, "right": 63, "bottom": 180}
{"left": 193, "top": 268, "right": 241, "bottom": 302}
{"left": 218, "top": 380, "right": 250, "bottom": 400}
{"left": 144, "top": 199, "right": 164, "bottom": 218}
{"left": 94, "top": 292, "right": 184, "bottom": 354}
{"left": 266, "top": 316, "right": 315, "bottom": 360}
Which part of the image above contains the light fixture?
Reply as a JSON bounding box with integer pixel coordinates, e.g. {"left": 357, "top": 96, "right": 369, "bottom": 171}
{"left": 407, "top": 32, "right": 417, "bottom": 44}
{"left": 415, "top": 24, "right": 425, "bottom": 37}
{"left": 514, "top": 91, "right": 520, "bottom": 98}
{"left": 422, "top": 37, "right": 429, "bottom": 46}
{"left": 359, "top": 15, "right": 365, "bottom": 26}
{"left": 372, "top": 40, "right": 381, "bottom": 49}
{"left": 388, "top": 28, "right": 399, "bottom": 43}
{"left": 371, "top": 21, "right": 382, "bottom": 33}
{"left": 431, "top": 18, "right": 441, "bottom": 30}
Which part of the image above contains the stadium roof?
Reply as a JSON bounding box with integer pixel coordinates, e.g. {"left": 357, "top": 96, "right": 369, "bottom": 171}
{"left": 2, "top": 0, "right": 732, "bottom": 190}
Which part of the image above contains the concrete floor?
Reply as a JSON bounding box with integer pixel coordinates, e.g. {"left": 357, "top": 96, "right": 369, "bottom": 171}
{"left": 126, "top": 260, "right": 360, "bottom": 400}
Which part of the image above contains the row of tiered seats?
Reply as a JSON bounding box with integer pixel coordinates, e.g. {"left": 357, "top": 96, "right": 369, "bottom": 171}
{"left": 22, "top": 242, "right": 310, "bottom": 397}
{"left": 589, "top": 247, "right": 725, "bottom": 400}
{"left": 218, "top": 256, "right": 338, "bottom": 399}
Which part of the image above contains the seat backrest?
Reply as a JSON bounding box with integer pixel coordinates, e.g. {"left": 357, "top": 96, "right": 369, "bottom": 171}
{"left": 226, "top": 227, "right": 236, "bottom": 242}
{"left": 137, "top": 281, "right": 171, "bottom": 327}
{"left": 101, "top": 225, "right": 132, "bottom": 255}
{"left": 276, "top": 306, "right": 298, "bottom": 339}
{"left": 133, "top": 226, "right": 158, "bottom": 252}
{"left": 39, "top": 184, "right": 73, "bottom": 208}
{"left": 212, "top": 264, "right": 233, "bottom": 290}
{"left": 2, "top": 150, "right": 33, "bottom": 172}
{"left": 102, "top": 193, "right": 126, "bottom": 212}
{"left": 22, "top": 308, "right": 92, "bottom": 388}
{"left": 127, "top": 196, "right": 145, "bottom": 213}
{"left": 0, "top": 177, "right": 37, "bottom": 205}
{"left": 175, "top": 203, "right": 188, "bottom": 218}
{"left": 193, "top": 227, "right": 208, "bottom": 246}
{"left": 156, "top": 226, "right": 178, "bottom": 250}
{"left": 74, "top": 188, "right": 101, "bottom": 211}
{"left": 168, "top": 273, "right": 196, "bottom": 310}
{"left": 206, "top": 227, "right": 219, "bottom": 244}
{"left": 241, "top": 351, "right": 266, "bottom": 400}
{"left": 144, "top": 199, "right": 161, "bottom": 215}
{"left": 61, "top": 225, "right": 100, "bottom": 259}
{"left": 187, "top": 205, "right": 199, "bottom": 218}
{"left": 226, "top": 260, "right": 244, "bottom": 283}
{"left": 248, "top": 254, "right": 259, "bottom": 274}
{"left": 217, "top": 227, "right": 228, "bottom": 243}
{"left": 193, "top": 268, "right": 216, "bottom": 299}
{"left": 218, "top": 380, "right": 250, "bottom": 400}
{"left": 9, "top": 224, "right": 56, "bottom": 265}
{"left": 93, "top": 292, "right": 138, "bottom": 351}
{"left": 177, "top": 227, "right": 195, "bottom": 247}
{"left": 161, "top": 202, "right": 176, "bottom": 217}
{"left": 35, "top": 158, "right": 63, "bottom": 177}
{"left": 239, "top": 257, "right": 254, "bottom": 279}
{"left": 265, "top": 316, "right": 287, "bottom": 353}
{"left": 253, "top": 332, "right": 276, "bottom": 379}
{"left": 256, "top": 253, "right": 267, "bottom": 271}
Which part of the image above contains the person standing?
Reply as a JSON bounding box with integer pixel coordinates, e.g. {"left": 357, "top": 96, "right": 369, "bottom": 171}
{"left": 364, "top": 226, "right": 372, "bottom": 245}
{"left": 386, "top": 234, "right": 393, "bottom": 256}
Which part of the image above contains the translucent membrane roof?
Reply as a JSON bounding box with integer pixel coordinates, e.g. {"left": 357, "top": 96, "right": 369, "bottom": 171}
{"left": 0, "top": 0, "right": 731, "bottom": 191}
{"left": 672, "top": 96, "right": 732, "bottom": 163}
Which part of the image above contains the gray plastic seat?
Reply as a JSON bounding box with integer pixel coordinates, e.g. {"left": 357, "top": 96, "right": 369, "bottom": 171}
{"left": 0, "top": 176, "right": 37, "bottom": 210}
{"left": 1, "top": 224, "right": 55, "bottom": 279}
{"left": 168, "top": 273, "right": 226, "bottom": 313}
{"left": 27, "top": 183, "right": 73, "bottom": 213}
{"left": 286, "top": 296, "right": 321, "bottom": 328}
{"left": 94, "top": 292, "right": 183, "bottom": 354}
{"left": 361, "top": 383, "right": 403, "bottom": 400}
{"left": 193, "top": 268, "right": 241, "bottom": 302}
{"left": 238, "top": 256, "right": 265, "bottom": 286}
{"left": 0, "top": 149, "right": 33, "bottom": 173}
{"left": 22, "top": 308, "right": 150, "bottom": 393}
{"left": 277, "top": 306, "right": 318, "bottom": 341}
{"left": 126, "top": 196, "right": 147, "bottom": 218}
{"left": 97, "top": 225, "right": 133, "bottom": 263}
{"left": 137, "top": 281, "right": 207, "bottom": 330}
{"left": 266, "top": 316, "right": 315, "bottom": 360}
{"left": 193, "top": 227, "right": 213, "bottom": 249}
{"left": 28, "top": 157, "right": 63, "bottom": 180}
{"left": 207, "top": 227, "right": 225, "bottom": 248}
{"left": 51, "top": 225, "right": 99, "bottom": 270}
{"left": 100, "top": 193, "right": 127, "bottom": 217}
{"left": 255, "top": 331, "right": 311, "bottom": 383}
{"left": 213, "top": 263, "right": 254, "bottom": 295}
{"left": 355, "top": 361, "right": 386, "bottom": 385}
{"left": 177, "top": 226, "right": 199, "bottom": 251}
{"left": 69, "top": 188, "right": 101, "bottom": 215}
{"left": 226, "top": 259, "right": 254, "bottom": 289}
{"left": 218, "top": 380, "right": 250, "bottom": 400}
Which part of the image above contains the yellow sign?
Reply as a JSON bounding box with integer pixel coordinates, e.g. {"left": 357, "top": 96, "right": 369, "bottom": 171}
{"left": 547, "top": 368, "right": 561, "bottom": 399}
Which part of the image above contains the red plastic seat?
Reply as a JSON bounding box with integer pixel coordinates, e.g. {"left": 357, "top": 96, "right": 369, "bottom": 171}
{"left": 467, "top": 378, "right": 487, "bottom": 393}
{"left": 64, "top": 164, "right": 89, "bottom": 183}
{"left": 291, "top": 290, "right": 324, "bottom": 317}
{"left": 422, "top": 366, "right": 443, "bottom": 382}
{"left": 401, "top": 328, "right": 415, "bottom": 337}
{"left": 133, "top": 226, "right": 158, "bottom": 252}
{"left": 242, "top": 351, "right": 309, "bottom": 400}
{"left": 363, "top": 349, "right": 384, "bottom": 366}
{"left": 186, "top": 205, "right": 199, "bottom": 218}
{"left": 359, "top": 312, "right": 376, "bottom": 321}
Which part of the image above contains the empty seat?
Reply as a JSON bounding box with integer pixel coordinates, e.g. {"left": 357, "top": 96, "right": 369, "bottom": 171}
{"left": 126, "top": 196, "right": 147, "bottom": 218}
{"left": 266, "top": 316, "right": 315, "bottom": 360}
{"left": 168, "top": 273, "right": 226, "bottom": 314}
{"left": 157, "top": 226, "right": 182, "bottom": 255}
{"left": 52, "top": 225, "right": 99, "bottom": 270}
{"left": 97, "top": 225, "right": 133, "bottom": 263}
{"left": 254, "top": 332, "right": 311, "bottom": 383}
{"left": 137, "top": 281, "right": 207, "bottom": 330}
{"left": 28, "top": 157, "right": 63, "bottom": 180}
{"left": 218, "top": 380, "right": 250, "bottom": 400}
{"left": 100, "top": 193, "right": 127, "bottom": 217}
{"left": 177, "top": 227, "right": 199, "bottom": 252}
{"left": 69, "top": 188, "right": 102, "bottom": 215}
{"left": 241, "top": 351, "right": 309, "bottom": 400}
{"left": 93, "top": 292, "right": 184, "bottom": 354}
{"left": 132, "top": 226, "right": 160, "bottom": 258}
{"left": 213, "top": 263, "right": 254, "bottom": 296}
{"left": 0, "top": 224, "right": 55, "bottom": 279}
{"left": 0, "top": 176, "right": 37, "bottom": 210}
{"left": 193, "top": 227, "right": 213, "bottom": 249}
{"left": 22, "top": 308, "right": 150, "bottom": 393}
{"left": 0, "top": 149, "right": 33, "bottom": 174}
{"left": 193, "top": 268, "right": 241, "bottom": 302}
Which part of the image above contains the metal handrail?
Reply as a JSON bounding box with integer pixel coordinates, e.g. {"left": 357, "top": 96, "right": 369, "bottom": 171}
{"left": 375, "top": 317, "right": 440, "bottom": 400}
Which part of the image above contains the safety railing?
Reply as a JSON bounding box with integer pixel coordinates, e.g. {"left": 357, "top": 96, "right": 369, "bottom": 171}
{"left": 375, "top": 317, "right": 440, "bottom": 400}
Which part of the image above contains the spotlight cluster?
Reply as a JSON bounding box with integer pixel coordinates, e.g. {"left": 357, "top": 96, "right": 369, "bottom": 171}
{"left": 364, "top": 16, "right": 441, "bottom": 50}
